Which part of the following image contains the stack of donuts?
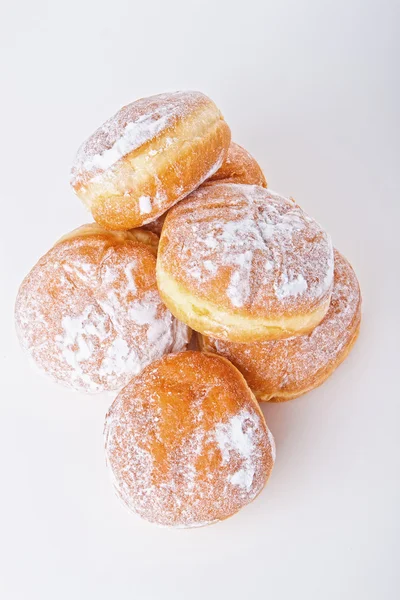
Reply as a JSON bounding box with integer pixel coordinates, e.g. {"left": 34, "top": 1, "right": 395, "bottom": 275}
{"left": 15, "top": 91, "right": 361, "bottom": 528}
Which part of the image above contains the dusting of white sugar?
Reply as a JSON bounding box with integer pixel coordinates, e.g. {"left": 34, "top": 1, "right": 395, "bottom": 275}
{"left": 275, "top": 273, "right": 308, "bottom": 299}
{"left": 71, "top": 91, "right": 213, "bottom": 186}
{"left": 161, "top": 184, "right": 334, "bottom": 316}
{"left": 15, "top": 234, "right": 190, "bottom": 393}
{"left": 104, "top": 353, "right": 275, "bottom": 527}
{"left": 138, "top": 196, "right": 152, "bottom": 215}
{"left": 214, "top": 409, "right": 260, "bottom": 492}
{"left": 204, "top": 250, "right": 361, "bottom": 400}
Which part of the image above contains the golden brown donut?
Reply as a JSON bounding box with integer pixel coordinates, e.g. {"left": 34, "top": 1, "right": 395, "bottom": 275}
{"left": 70, "top": 91, "right": 231, "bottom": 230}
{"left": 207, "top": 141, "right": 267, "bottom": 187}
{"left": 142, "top": 141, "right": 267, "bottom": 236}
{"left": 104, "top": 351, "right": 275, "bottom": 528}
{"left": 157, "top": 183, "right": 334, "bottom": 342}
{"left": 15, "top": 224, "right": 190, "bottom": 393}
{"left": 200, "top": 250, "right": 361, "bottom": 402}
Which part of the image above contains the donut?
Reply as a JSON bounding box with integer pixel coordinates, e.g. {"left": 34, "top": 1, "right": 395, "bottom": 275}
{"left": 104, "top": 351, "right": 275, "bottom": 528}
{"left": 15, "top": 224, "right": 190, "bottom": 393}
{"left": 157, "top": 183, "right": 334, "bottom": 342}
{"left": 142, "top": 141, "right": 267, "bottom": 236}
{"left": 70, "top": 91, "right": 231, "bottom": 231}
{"left": 200, "top": 250, "right": 361, "bottom": 401}
{"left": 207, "top": 141, "right": 267, "bottom": 187}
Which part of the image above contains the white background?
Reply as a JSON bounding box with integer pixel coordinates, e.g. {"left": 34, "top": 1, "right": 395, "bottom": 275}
{"left": 1, "top": 1, "right": 399, "bottom": 598}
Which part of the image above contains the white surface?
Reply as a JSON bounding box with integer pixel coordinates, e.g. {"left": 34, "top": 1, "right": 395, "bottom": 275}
{"left": 1, "top": 1, "right": 399, "bottom": 598}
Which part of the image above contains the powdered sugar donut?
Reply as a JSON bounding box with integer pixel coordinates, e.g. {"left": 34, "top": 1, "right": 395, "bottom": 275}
{"left": 207, "top": 141, "right": 267, "bottom": 187}
{"left": 71, "top": 91, "right": 231, "bottom": 230}
{"left": 142, "top": 141, "right": 267, "bottom": 236}
{"left": 157, "top": 183, "right": 334, "bottom": 342}
{"left": 200, "top": 250, "right": 361, "bottom": 401}
{"left": 15, "top": 224, "right": 190, "bottom": 393}
{"left": 104, "top": 351, "right": 275, "bottom": 528}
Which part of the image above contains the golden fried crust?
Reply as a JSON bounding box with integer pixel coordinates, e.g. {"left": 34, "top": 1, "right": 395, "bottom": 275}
{"left": 157, "top": 183, "right": 334, "bottom": 342}
{"left": 200, "top": 250, "right": 361, "bottom": 401}
{"left": 104, "top": 351, "right": 275, "bottom": 528}
{"left": 142, "top": 142, "right": 267, "bottom": 236}
{"left": 57, "top": 223, "right": 159, "bottom": 254}
{"left": 207, "top": 142, "right": 267, "bottom": 187}
{"left": 71, "top": 92, "right": 231, "bottom": 230}
{"left": 15, "top": 225, "right": 190, "bottom": 393}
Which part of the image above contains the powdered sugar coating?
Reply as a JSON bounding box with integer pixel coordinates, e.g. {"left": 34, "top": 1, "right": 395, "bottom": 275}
{"left": 104, "top": 352, "right": 275, "bottom": 527}
{"left": 159, "top": 183, "right": 334, "bottom": 317}
{"left": 15, "top": 233, "right": 190, "bottom": 393}
{"left": 71, "top": 91, "right": 212, "bottom": 188}
{"left": 142, "top": 141, "right": 266, "bottom": 236}
{"left": 202, "top": 250, "right": 361, "bottom": 400}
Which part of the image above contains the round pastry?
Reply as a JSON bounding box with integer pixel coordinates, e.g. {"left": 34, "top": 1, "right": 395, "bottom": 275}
{"left": 157, "top": 183, "right": 334, "bottom": 342}
{"left": 15, "top": 224, "right": 190, "bottom": 393}
{"left": 104, "top": 351, "right": 275, "bottom": 528}
{"left": 70, "top": 91, "right": 231, "bottom": 230}
{"left": 207, "top": 141, "right": 267, "bottom": 187}
{"left": 200, "top": 250, "right": 361, "bottom": 401}
{"left": 142, "top": 141, "right": 267, "bottom": 236}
